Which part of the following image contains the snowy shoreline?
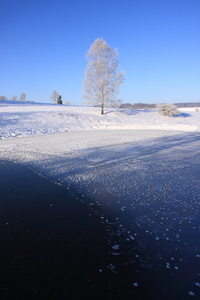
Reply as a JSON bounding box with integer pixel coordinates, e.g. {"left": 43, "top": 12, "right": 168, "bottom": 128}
{"left": 0, "top": 101, "right": 199, "bottom": 176}
{"left": 0, "top": 101, "right": 200, "bottom": 140}
{"left": 1, "top": 101, "right": 199, "bottom": 180}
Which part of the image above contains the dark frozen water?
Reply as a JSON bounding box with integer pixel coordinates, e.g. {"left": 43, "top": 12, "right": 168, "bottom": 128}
{"left": 0, "top": 161, "right": 126, "bottom": 299}
{"left": 1, "top": 132, "right": 200, "bottom": 299}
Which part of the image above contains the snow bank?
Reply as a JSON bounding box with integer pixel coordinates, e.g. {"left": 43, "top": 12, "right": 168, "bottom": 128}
{"left": 0, "top": 101, "right": 200, "bottom": 139}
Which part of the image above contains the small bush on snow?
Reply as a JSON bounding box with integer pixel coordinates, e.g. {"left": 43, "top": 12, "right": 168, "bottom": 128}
{"left": 157, "top": 103, "right": 179, "bottom": 117}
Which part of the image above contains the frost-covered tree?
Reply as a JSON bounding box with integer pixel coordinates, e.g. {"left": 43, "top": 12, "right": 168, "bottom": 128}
{"left": 50, "top": 90, "right": 59, "bottom": 104}
{"left": 157, "top": 103, "right": 179, "bottom": 117}
{"left": 83, "top": 38, "right": 125, "bottom": 115}
{"left": 19, "top": 93, "right": 26, "bottom": 101}
{"left": 0, "top": 95, "right": 8, "bottom": 100}
{"left": 11, "top": 95, "right": 17, "bottom": 101}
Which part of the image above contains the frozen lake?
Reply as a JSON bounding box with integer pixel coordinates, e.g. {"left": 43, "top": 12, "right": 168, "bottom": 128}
{"left": 46, "top": 131, "right": 200, "bottom": 299}
{"left": 1, "top": 130, "right": 200, "bottom": 298}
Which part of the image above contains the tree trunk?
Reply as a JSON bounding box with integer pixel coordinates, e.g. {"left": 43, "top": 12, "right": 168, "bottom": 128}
{"left": 101, "top": 94, "right": 104, "bottom": 115}
{"left": 101, "top": 102, "right": 104, "bottom": 115}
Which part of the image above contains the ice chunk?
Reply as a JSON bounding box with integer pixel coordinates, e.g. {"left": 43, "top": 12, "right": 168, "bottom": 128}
{"left": 189, "top": 291, "right": 195, "bottom": 296}
{"left": 112, "top": 244, "right": 120, "bottom": 250}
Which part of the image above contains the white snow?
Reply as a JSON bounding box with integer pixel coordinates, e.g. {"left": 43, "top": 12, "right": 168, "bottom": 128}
{"left": 0, "top": 101, "right": 199, "bottom": 140}
{"left": 0, "top": 100, "right": 200, "bottom": 178}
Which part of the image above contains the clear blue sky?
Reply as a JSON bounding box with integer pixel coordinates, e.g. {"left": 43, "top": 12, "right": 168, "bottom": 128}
{"left": 1, "top": 0, "right": 200, "bottom": 105}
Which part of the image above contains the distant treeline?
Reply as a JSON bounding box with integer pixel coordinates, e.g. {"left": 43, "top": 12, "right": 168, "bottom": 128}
{"left": 174, "top": 102, "right": 200, "bottom": 108}
{"left": 120, "top": 102, "right": 200, "bottom": 109}
{"left": 120, "top": 103, "right": 156, "bottom": 109}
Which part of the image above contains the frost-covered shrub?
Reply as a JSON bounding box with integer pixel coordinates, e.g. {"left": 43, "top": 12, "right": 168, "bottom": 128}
{"left": 157, "top": 103, "right": 179, "bottom": 117}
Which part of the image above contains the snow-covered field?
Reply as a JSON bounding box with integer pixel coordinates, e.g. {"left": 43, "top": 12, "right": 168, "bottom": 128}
{"left": 1, "top": 100, "right": 200, "bottom": 297}
{"left": 0, "top": 100, "right": 200, "bottom": 139}
{"left": 0, "top": 100, "right": 199, "bottom": 171}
